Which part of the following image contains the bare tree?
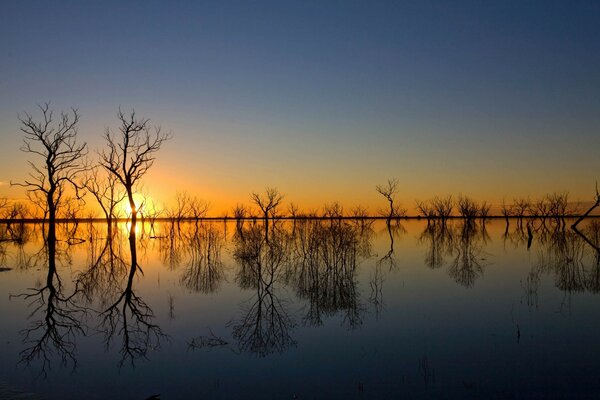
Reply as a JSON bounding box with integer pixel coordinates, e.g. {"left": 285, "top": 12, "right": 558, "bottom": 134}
{"left": 288, "top": 202, "right": 299, "bottom": 219}
{"left": 251, "top": 187, "right": 284, "bottom": 221}
{"left": 433, "top": 195, "right": 454, "bottom": 220}
{"left": 572, "top": 183, "right": 600, "bottom": 229}
{"left": 457, "top": 195, "right": 478, "bottom": 220}
{"left": 84, "top": 167, "right": 126, "bottom": 224}
{"left": 416, "top": 200, "right": 436, "bottom": 220}
{"left": 376, "top": 178, "right": 399, "bottom": 221}
{"left": 478, "top": 201, "right": 491, "bottom": 220}
{"left": 100, "top": 109, "right": 171, "bottom": 225}
{"left": 13, "top": 103, "right": 87, "bottom": 226}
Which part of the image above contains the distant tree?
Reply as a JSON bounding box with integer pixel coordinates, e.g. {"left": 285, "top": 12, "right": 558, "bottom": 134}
{"left": 13, "top": 103, "right": 87, "bottom": 227}
{"left": 288, "top": 202, "right": 299, "bottom": 219}
{"left": 351, "top": 205, "right": 369, "bottom": 219}
{"left": 415, "top": 199, "right": 436, "bottom": 220}
{"left": 457, "top": 195, "right": 478, "bottom": 220}
{"left": 478, "top": 201, "right": 491, "bottom": 220}
{"left": 233, "top": 204, "right": 248, "bottom": 220}
{"left": 432, "top": 195, "right": 454, "bottom": 220}
{"left": 84, "top": 167, "right": 126, "bottom": 224}
{"left": 251, "top": 188, "right": 284, "bottom": 221}
{"left": 100, "top": 109, "right": 171, "bottom": 224}
{"left": 322, "top": 202, "right": 344, "bottom": 219}
{"left": 376, "top": 178, "right": 399, "bottom": 221}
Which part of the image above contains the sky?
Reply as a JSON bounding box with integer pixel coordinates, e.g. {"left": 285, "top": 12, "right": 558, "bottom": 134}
{"left": 1, "top": 1, "right": 599, "bottom": 215}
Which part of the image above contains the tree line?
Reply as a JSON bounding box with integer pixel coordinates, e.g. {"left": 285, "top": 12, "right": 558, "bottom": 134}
{"left": 1, "top": 104, "right": 599, "bottom": 225}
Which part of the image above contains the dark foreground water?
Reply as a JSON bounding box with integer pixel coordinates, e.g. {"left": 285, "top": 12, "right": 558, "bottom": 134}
{"left": 1, "top": 218, "right": 600, "bottom": 399}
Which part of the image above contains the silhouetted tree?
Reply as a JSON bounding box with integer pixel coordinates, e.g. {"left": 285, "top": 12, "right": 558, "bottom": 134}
{"left": 85, "top": 167, "right": 126, "bottom": 225}
{"left": 251, "top": 188, "right": 284, "bottom": 220}
{"left": 433, "top": 195, "right": 454, "bottom": 221}
{"left": 13, "top": 103, "right": 87, "bottom": 228}
{"left": 572, "top": 183, "right": 600, "bottom": 229}
{"left": 376, "top": 178, "right": 400, "bottom": 221}
{"left": 100, "top": 109, "right": 171, "bottom": 225}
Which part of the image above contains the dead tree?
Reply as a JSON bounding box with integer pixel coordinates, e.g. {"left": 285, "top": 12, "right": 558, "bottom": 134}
{"left": 251, "top": 187, "right": 284, "bottom": 224}
{"left": 457, "top": 195, "right": 479, "bottom": 221}
{"left": 13, "top": 103, "right": 87, "bottom": 230}
{"left": 100, "top": 109, "right": 171, "bottom": 225}
{"left": 85, "top": 167, "right": 126, "bottom": 225}
{"left": 433, "top": 195, "right": 454, "bottom": 221}
{"left": 376, "top": 178, "right": 399, "bottom": 222}
{"left": 572, "top": 183, "right": 600, "bottom": 229}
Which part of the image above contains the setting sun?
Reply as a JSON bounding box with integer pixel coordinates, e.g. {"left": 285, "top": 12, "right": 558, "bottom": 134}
{"left": 118, "top": 193, "right": 158, "bottom": 218}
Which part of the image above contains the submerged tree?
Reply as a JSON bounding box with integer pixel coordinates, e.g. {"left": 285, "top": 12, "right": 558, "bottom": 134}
{"left": 13, "top": 103, "right": 87, "bottom": 225}
{"left": 572, "top": 183, "right": 600, "bottom": 229}
{"left": 100, "top": 109, "right": 171, "bottom": 224}
{"left": 376, "top": 178, "right": 401, "bottom": 222}
{"left": 85, "top": 167, "right": 126, "bottom": 225}
{"left": 251, "top": 188, "right": 284, "bottom": 235}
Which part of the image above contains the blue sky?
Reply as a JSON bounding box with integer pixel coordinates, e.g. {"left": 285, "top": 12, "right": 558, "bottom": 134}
{"left": 1, "top": 1, "right": 599, "bottom": 212}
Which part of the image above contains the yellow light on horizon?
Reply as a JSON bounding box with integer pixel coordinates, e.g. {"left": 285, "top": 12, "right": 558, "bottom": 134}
{"left": 118, "top": 193, "right": 158, "bottom": 218}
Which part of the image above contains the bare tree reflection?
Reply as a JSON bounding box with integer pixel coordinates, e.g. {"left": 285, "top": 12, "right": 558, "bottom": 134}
{"left": 419, "top": 220, "right": 454, "bottom": 270}
{"left": 99, "top": 219, "right": 167, "bottom": 367}
{"left": 10, "top": 226, "right": 86, "bottom": 375}
{"left": 77, "top": 223, "right": 128, "bottom": 309}
{"left": 289, "top": 219, "right": 365, "bottom": 329}
{"left": 448, "top": 221, "right": 488, "bottom": 288}
{"left": 180, "top": 222, "right": 225, "bottom": 294}
{"left": 230, "top": 221, "right": 296, "bottom": 356}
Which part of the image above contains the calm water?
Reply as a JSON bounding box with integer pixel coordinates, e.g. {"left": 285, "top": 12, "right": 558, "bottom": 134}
{"left": 1, "top": 218, "right": 600, "bottom": 399}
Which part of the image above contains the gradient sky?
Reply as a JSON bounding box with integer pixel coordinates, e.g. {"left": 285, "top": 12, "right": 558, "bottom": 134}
{"left": 1, "top": 1, "right": 599, "bottom": 215}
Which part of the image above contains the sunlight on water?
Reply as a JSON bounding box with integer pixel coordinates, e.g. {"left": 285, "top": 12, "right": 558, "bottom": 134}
{"left": 0, "top": 218, "right": 599, "bottom": 399}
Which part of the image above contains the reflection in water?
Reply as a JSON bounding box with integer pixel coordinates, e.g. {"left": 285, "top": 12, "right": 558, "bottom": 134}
{"left": 98, "top": 219, "right": 167, "bottom": 367}
{"left": 289, "top": 219, "right": 366, "bottom": 329}
{"left": 448, "top": 221, "right": 489, "bottom": 288}
{"left": 536, "top": 222, "right": 600, "bottom": 296}
{"left": 7, "top": 217, "right": 600, "bottom": 399}
{"left": 179, "top": 222, "right": 225, "bottom": 294}
{"left": 230, "top": 221, "right": 296, "bottom": 356}
{"left": 78, "top": 224, "right": 127, "bottom": 308}
{"left": 419, "top": 220, "right": 453, "bottom": 270}
{"left": 419, "top": 220, "right": 489, "bottom": 288}
{"left": 10, "top": 223, "right": 87, "bottom": 375}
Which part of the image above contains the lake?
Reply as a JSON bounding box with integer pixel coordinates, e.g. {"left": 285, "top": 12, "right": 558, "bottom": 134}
{"left": 1, "top": 218, "right": 599, "bottom": 399}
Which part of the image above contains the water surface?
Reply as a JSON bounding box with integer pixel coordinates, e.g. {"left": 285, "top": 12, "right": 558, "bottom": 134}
{"left": 1, "top": 218, "right": 599, "bottom": 399}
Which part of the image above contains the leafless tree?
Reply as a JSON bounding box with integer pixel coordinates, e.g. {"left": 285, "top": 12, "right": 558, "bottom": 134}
{"left": 13, "top": 103, "right": 87, "bottom": 227}
{"left": 288, "top": 202, "right": 299, "bottom": 219}
{"left": 350, "top": 205, "right": 369, "bottom": 219}
{"left": 433, "top": 195, "right": 454, "bottom": 220}
{"left": 572, "top": 183, "right": 600, "bottom": 229}
{"left": 188, "top": 196, "right": 210, "bottom": 220}
{"left": 85, "top": 167, "right": 126, "bottom": 224}
{"left": 376, "top": 178, "right": 400, "bottom": 221}
{"left": 100, "top": 109, "right": 171, "bottom": 224}
{"left": 251, "top": 187, "right": 284, "bottom": 222}
{"left": 416, "top": 199, "right": 436, "bottom": 220}
{"left": 167, "top": 191, "right": 191, "bottom": 222}
{"left": 457, "top": 195, "right": 479, "bottom": 220}
{"left": 233, "top": 204, "right": 248, "bottom": 220}
{"left": 513, "top": 198, "right": 530, "bottom": 218}
{"left": 322, "top": 202, "right": 344, "bottom": 219}
{"left": 478, "top": 201, "right": 491, "bottom": 220}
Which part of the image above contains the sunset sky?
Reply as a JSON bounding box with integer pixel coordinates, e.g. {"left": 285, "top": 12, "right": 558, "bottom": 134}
{"left": 1, "top": 1, "right": 599, "bottom": 215}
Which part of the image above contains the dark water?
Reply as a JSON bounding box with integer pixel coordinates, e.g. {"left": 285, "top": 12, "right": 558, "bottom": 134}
{"left": 1, "top": 218, "right": 600, "bottom": 399}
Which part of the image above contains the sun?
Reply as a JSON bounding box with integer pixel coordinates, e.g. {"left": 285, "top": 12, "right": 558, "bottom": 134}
{"left": 118, "top": 193, "right": 158, "bottom": 218}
